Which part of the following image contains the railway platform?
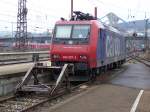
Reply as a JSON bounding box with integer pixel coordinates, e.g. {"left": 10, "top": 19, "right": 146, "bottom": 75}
{"left": 0, "top": 63, "right": 33, "bottom": 76}
{"left": 48, "top": 60, "right": 150, "bottom": 112}
{"left": 0, "top": 61, "right": 50, "bottom": 76}
{"left": 0, "top": 61, "right": 50, "bottom": 96}
{"left": 50, "top": 84, "right": 139, "bottom": 112}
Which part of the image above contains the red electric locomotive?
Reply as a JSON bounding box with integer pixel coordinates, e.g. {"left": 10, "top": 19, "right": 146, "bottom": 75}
{"left": 50, "top": 11, "right": 126, "bottom": 81}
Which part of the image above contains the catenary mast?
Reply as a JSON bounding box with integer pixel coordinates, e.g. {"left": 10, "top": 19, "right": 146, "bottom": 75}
{"left": 15, "top": 0, "right": 28, "bottom": 49}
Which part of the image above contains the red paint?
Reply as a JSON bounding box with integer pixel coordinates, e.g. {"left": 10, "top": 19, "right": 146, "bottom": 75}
{"left": 51, "top": 20, "right": 100, "bottom": 69}
{"left": 51, "top": 44, "right": 89, "bottom": 62}
{"left": 88, "top": 21, "right": 99, "bottom": 68}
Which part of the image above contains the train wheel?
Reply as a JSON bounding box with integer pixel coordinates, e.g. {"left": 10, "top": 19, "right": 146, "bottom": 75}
{"left": 111, "top": 63, "right": 114, "bottom": 70}
{"left": 96, "top": 67, "right": 101, "bottom": 76}
{"left": 115, "top": 62, "right": 119, "bottom": 69}
{"left": 102, "top": 66, "right": 107, "bottom": 73}
{"left": 118, "top": 61, "right": 121, "bottom": 68}
{"left": 107, "top": 64, "right": 111, "bottom": 70}
{"left": 113, "top": 63, "right": 116, "bottom": 69}
{"left": 89, "top": 69, "right": 96, "bottom": 83}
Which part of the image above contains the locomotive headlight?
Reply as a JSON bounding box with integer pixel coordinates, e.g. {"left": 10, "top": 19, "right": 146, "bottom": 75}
{"left": 79, "top": 55, "right": 87, "bottom": 60}
{"left": 52, "top": 54, "right": 60, "bottom": 59}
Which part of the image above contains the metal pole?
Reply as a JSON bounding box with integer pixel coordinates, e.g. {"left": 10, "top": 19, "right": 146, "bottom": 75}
{"left": 94, "top": 7, "right": 97, "bottom": 19}
{"left": 145, "top": 19, "right": 148, "bottom": 52}
{"left": 11, "top": 22, "right": 13, "bottom": 38}
{"left": 71, "top": 0, "right": 73, "bottom": 18}
{"left": 16, "top": 0, "right": 27, "bottom": 49}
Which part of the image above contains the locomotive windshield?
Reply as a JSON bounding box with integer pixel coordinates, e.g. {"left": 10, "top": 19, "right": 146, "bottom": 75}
{"left": 55, "top": 26, "right": 72, "bottom": 38}
{"left": 72, "top": 25, "right": 90, "bottom": 39}
{"left": 53, "top": 25, "right": 90, "bottom": 44}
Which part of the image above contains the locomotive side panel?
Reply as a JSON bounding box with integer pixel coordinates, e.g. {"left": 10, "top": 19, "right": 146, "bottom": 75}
{"left": 88, "top": 21, "right": 99, "bottom": 68}
{"left": 96, "top": 28, "right": 106, "bottom": 67}
{"left": 105, "top": 30, "right": 126, "bottom": 65}
{"left": 96, "top": 28, "right": 126, "bottom": 67}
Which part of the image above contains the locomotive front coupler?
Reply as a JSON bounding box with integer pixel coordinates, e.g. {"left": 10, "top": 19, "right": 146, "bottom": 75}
{"left": 67, "top": 64, "right": 75, "bottom": 75}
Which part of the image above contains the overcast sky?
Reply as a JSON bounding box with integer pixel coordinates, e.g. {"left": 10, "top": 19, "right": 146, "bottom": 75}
{"left": 0, "top": 0, "right": 150, "bottom": 32}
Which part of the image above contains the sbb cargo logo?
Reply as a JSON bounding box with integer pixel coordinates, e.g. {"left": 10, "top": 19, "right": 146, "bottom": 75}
{"left": 106, "top": 35, "right": 121, "bottom": 57}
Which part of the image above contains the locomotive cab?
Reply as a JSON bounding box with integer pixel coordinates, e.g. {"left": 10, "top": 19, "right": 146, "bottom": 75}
{"left": 51, "top": 22, "right": 92, "bottom": 70}
{"left": 50, "top": 12, "right": 99, "bottom": 81}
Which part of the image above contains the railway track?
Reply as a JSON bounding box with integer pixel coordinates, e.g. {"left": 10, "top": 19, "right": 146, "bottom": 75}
{"left": 0, "top": 51, "right": 49, "bottom": 66}
{"left": 0, "top": 59, "right": 125, "bottom": 112}
{"left": 0, "top": 95, "right": 49, "bottom": 112}
{"left": 0, "top": 82, "right": 90, "bottom": 112}
{"left": 0, "top": 69, "right": 124, "bottom": 112}
{"left": 25, "top": 68, "right": 125, "bottom": 112}
{"left": 134, "top": 57, "right": 150, "bottom": 67}
{"left": 138, "top": 57, "right": 150, "bottom": 62}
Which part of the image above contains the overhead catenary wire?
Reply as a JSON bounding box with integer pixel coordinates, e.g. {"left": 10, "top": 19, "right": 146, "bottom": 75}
{"left": 0, "top": 0, "right": 150, "bottom": 18}
{"left": 88, "top": 0, "right": 150, "bottom": 19}
{"left": 0, "top": 0, "right": 60, "bottom": 25}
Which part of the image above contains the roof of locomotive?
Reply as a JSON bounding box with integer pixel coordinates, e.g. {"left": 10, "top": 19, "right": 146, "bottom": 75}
{"left": 55, "top": 20, "right": 123, "bottom": 35}
{"left": 55, "top": 20, "right": 95, "bottom": 25}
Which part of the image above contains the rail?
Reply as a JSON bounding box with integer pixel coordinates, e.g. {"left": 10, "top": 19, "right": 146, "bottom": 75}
{"left": 134, "top": 57, "right": 150, "bottom": 67}
{"left": 0, "top": 81, "right": 89, "bottom": 112}
{"left": 0, "top": 51, "right": 50, "bottom": 65}
{"left": 0, "top": 60, "right": 125, "bottom": 112}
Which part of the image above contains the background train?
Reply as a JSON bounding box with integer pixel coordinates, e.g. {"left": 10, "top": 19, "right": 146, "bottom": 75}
{"left": 50, "top": 11, "right": 126, "bottom": 81}
{"left": 0, "top": 36, "right": 51, "bottom": 51}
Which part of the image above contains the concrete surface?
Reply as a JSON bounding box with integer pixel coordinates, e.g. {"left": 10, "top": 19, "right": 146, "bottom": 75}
{"left": 0, "top": 61, "right": 51, "bottom": 96}
{"left": 48, "top": 61, "right": 150, "bottom": 112}
{"left": 0, "top": 63, "right": 33, "bottom": 96}
{"left": 0, "top": 63, "right": 33, "bottom": 76}
{"left": 50, "top": 84, "right": 139, "bottom": 112}
{"left": 110, "top": 62, "right": 150, "bottom": 90}
{"left": 0, "top": 77, "right": 22, "bottom": 96}
{"left": 0, "top": 61, "right": 50, "bottom": 76}
{"left": 137, "top": 91, "right": 150, "bottom": 112}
